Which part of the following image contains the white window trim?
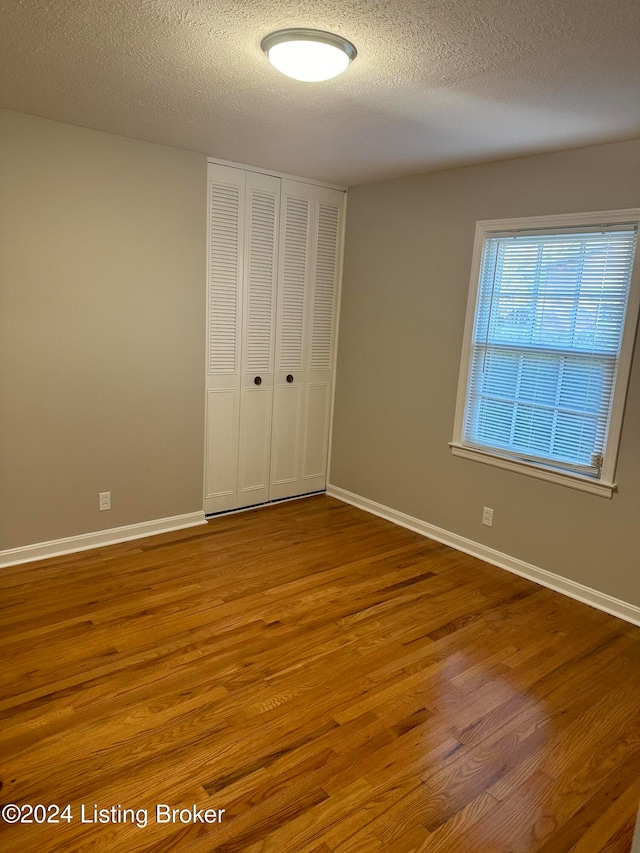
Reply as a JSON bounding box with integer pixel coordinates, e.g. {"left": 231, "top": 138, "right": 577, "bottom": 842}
{"left": 451, "top": 208, "right": 640, "bottom": 499}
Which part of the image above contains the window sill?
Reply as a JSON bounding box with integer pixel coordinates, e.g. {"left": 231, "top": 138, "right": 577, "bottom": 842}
{"left": 449, "top": 443, "right": 616, "bottom": 498}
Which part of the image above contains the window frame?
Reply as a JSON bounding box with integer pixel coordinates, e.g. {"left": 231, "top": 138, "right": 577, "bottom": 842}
{"left": 451, "top": 209, "right": 640, "bottom": 498}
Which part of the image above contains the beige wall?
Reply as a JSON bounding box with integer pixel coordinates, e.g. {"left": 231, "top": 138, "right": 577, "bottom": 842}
{"left": 0, "top": 110, "right": 207, "bottom": 550}
{"left": 331, "top": 139, "right": 640, "bottom": 607}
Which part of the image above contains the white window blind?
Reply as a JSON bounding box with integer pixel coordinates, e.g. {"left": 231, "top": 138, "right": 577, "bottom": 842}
{"left": 463, "top": 226, "right": 638, "bottom": 478}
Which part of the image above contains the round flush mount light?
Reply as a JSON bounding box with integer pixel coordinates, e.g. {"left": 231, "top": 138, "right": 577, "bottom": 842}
{"left": 261, "top": 28, "right": 357, "bottom": 82}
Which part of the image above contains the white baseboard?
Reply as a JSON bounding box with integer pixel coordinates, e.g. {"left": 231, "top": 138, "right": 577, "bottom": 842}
{"left": 0, "top": 511, "right": 207, "bottom": 569}
{"left": 326, "top": 484, "right": 640, "bottom": 628}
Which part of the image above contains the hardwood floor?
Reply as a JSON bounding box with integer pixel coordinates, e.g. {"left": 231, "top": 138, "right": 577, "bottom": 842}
{"left": 1, "top": 495, "right": 639, "bottom": 852}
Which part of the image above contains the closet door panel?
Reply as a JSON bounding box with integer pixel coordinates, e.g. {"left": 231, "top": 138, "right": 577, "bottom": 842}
{"left": 238, "top": 386, "right": 273, "bottom": 504}
{"left": 204, "top": 164, "right": 245, "bottom": 513}
{"left": 236, "top": 171, "right": 280, "bottom": 508}
{"left": 205, "top": 390, "right": 239, "bottom": 501}
{"left": 270, "top": 382, "right": 303, "bottom": 497}
{"left": 270, "top": 181, "right": 345, "bottom": 500}
{"left": 302, "top": 382, "right": 331, "bottom": 483}
{"left": 301, "top": 187, "right": 344, "bottom": 494}
{"left": 270, "top": 181, "right": 314, "bottom": 500}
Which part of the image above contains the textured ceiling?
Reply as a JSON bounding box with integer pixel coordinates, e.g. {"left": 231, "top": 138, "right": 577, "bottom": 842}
{"left": 1, "top": 0, "right": 639, "bottom": 184}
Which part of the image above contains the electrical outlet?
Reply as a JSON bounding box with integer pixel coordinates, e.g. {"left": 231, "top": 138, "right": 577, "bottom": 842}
{"left": 482, "top": 506, "right": 494, "bottom": 527}
{"left": 99, "top": 491, "right": 111, "bottom": 511}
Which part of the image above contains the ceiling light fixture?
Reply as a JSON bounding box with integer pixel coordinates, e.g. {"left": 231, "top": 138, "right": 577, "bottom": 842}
{"left": 261, "top": 28, "right": 357, "bottom": 82}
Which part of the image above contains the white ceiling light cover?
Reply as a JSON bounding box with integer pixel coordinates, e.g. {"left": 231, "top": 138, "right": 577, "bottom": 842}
{"left": 261, "top": 28, "right": 357, "bottom": 82}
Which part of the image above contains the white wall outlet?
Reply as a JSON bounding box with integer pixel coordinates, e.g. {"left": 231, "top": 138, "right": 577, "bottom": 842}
{"left": 482, "top": 506, "right": 494, "bottom": 527}
{"left": 99, "top": 491, "right": 111, "bottom": 511}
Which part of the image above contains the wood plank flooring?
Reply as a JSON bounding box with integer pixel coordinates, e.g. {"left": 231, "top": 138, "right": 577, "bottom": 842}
{"left": 1, "top": 495, "right": 639, "bottom": 852}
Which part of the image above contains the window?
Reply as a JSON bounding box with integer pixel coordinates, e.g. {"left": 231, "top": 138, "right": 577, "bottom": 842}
{"left": 451, "top": 210, "right": 640, "bottom": 497}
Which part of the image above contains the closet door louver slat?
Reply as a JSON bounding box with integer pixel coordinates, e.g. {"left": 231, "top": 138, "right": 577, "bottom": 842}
{"left": 278, "top": 196, "right": 309, "bottom": 372}
{"left": 309, "top": 202, "right": 340, "bottom": 372}
{"left": 245, "top": 189, "right": 278, "bottom": 375}
{"left": 208, "top": 182, "right": 242, "bottom": 375}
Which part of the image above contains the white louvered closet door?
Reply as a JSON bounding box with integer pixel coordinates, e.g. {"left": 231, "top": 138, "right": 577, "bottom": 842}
{"left": 204, "top": 164, "right": 245, "bottom": 513}
{"left": 237, "top": 171, "right": 280, "bottom": 508}
{"left": 270, "top": 181, "right": 344, "bottom": 500}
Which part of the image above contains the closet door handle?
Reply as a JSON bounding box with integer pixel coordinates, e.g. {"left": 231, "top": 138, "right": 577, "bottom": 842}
{"left": 286, "top": 374, "right": 294, "bottom": 383}
{"left": 254, "top": 376, "right": 262, "bottom": 386}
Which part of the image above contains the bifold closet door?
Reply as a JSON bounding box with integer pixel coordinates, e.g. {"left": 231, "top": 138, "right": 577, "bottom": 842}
{"left": 270, "top": 180, "right": 344, "bottom": 501}
{"left": 204, "top": 164, "right": 280, "bottom": 514}
{"left": 204, "top": 164, "right": 245, "bottom": 514}
{"left": 236, "top": 171, "right": 280, "bottom": 509}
